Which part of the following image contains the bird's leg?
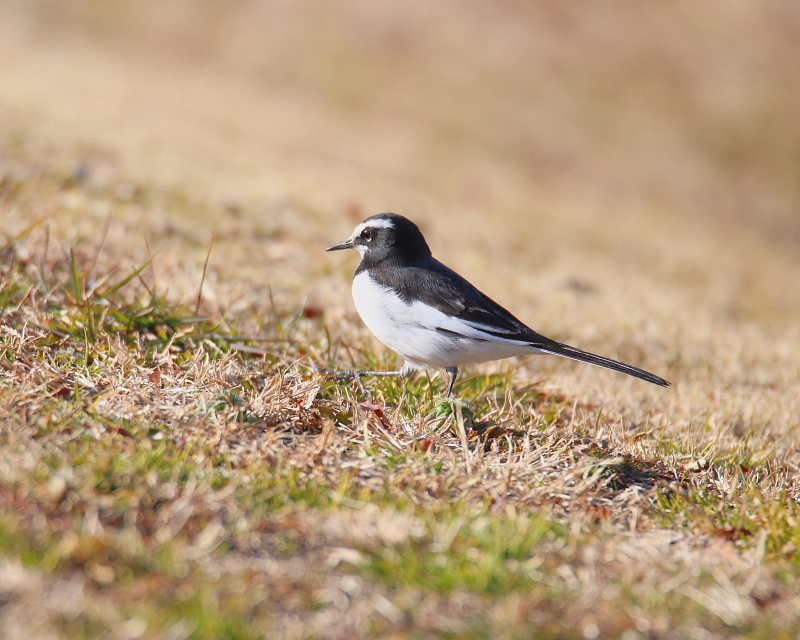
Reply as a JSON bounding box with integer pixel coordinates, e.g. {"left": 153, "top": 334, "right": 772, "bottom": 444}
{"left": 316, "top": 368, "right": 405, "bottom": 380}
{"left": 315, "top": 364, "right": 412, "bottom": 395}
{"left": 444, "top": 366, "right": 459, "bottom": 397}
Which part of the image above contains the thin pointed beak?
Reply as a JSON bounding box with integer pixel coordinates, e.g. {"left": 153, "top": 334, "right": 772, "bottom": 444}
{"left": 326, "top": 239, "right": 356, "bottom": 251}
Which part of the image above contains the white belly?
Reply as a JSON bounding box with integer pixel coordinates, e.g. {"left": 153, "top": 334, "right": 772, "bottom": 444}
{"left": 351, "top": 272, "right": 535, "bottom": 369}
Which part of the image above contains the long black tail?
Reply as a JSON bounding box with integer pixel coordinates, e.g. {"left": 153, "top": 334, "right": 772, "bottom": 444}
{"left": 535, "top": 339, "right": 670, "bottom": 387}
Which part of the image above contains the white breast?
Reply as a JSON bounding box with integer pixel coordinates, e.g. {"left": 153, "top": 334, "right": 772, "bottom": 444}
{"left": 351, "top": 271, "right": 536, "bottom": 370}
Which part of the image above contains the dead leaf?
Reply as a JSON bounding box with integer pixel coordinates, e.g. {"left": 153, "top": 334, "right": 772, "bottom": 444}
{"left": 359, "top": 402, "right": 393, "bottom": 429}
{"left": 107, "top": 426, "right": 134, "bottom": 438}
{"left": 713, "top": 526, "right": 753, "bottom": 541}
{"left": 412, "top": 438, "right": 436, "bottom": 452}
{"left": 586, "top": 504, "right": 614, "bottom": 521}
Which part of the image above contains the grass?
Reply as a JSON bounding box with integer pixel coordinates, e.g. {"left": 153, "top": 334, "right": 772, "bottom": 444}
{"left": 1, "top": 2, "right": 800, "bottom": 638}
{"left": 2, "top": 197, "right": 800, "bottom": 637}
{"left": 2, "top": 202, "right": 799, "bottom": 638}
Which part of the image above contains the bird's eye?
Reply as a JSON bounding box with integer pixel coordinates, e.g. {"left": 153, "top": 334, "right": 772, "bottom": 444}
{"left": 362, "top": 228, "right": 374, "bottom": 241}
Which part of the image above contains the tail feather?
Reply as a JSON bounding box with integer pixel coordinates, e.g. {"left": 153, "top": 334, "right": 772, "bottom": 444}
{"left": 535, "top": 340, "right": 670, "bottom": 387}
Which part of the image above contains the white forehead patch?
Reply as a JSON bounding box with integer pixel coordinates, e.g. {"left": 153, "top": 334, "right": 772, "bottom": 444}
{"left": 352, "top": 217, "right": 394, "bottom": 237}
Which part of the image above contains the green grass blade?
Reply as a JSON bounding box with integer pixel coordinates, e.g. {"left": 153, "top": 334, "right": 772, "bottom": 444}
{"left": 97, "top": 248, "right": 164, "bottom": 302}
{"left": 69, "top": 247, "right": 83, "bottom": 305}
{"left": 0, "top": 214, "right": 54, "bottom": 253}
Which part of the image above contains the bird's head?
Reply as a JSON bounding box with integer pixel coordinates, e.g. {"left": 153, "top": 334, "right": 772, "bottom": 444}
{"left": 327, "top": 213, "right": 431, "bottom": 265}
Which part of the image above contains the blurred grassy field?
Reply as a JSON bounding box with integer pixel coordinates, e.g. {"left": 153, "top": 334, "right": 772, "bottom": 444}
{"left": 1, "top": 1, "right": 800, "bottom": 638}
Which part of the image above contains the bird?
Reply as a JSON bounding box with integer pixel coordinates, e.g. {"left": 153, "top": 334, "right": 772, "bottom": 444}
{"left": 323, "top": 213, "right": 670, "bottom": 396}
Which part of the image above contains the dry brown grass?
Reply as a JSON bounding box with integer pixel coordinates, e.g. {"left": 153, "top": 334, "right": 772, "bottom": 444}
{"left": 1, "top": 2, "right": 800, "bottom": 638}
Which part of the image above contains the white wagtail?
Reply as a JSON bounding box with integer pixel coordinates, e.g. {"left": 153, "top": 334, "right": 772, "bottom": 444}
{"left": 324, "top": 213, "right": 670, "bottom": 396}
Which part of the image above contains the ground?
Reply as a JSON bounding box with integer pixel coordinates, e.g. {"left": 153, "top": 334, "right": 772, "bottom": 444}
{"left": 1, "top": 2, "right": 800, "bottom": 639}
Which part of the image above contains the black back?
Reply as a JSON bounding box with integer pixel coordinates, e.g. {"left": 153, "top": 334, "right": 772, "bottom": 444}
{"left": 367, "top": 254, "right": 543, "bottom": 341}
{"left": 354, "top": 213, "right": 541, "bottom": 341}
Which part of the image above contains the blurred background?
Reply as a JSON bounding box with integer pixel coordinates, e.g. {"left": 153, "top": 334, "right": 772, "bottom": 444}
{"left": 1, "top": 0, "right": 799, "bottom": 393}
{"left": 3, "top": 0, "right": 799, "bottom": 228}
